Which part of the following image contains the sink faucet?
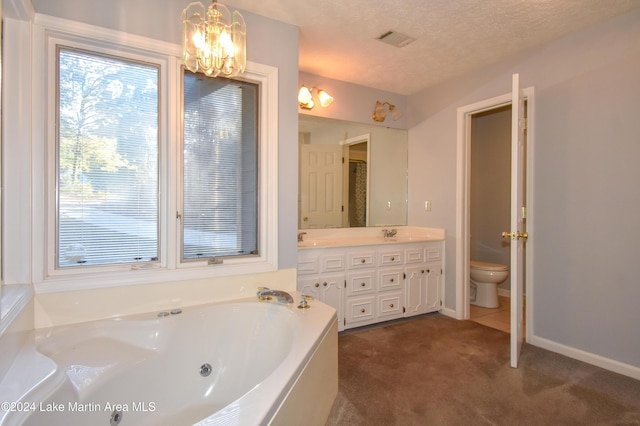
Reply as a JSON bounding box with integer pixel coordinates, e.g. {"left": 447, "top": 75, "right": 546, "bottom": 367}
{"left": 382, "top": 228, "right": 397, "bottom": 239}
{"left": 257, "top": 287, "right": 294, "bottom": 304}
{"left": 298, "top": 232, "right": 307, "bottom": 242}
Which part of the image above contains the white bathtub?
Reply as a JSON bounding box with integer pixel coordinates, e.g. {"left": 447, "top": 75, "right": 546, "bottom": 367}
{"left": 0, "top": 294, "right": 338, "bottom": 426}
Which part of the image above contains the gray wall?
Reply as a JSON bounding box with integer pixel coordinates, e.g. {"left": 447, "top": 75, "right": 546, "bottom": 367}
{"left": 32, "top": 0, "right": 301, "bottom": 270}
{"left": 408, "top": 9, "right": 640, "bottom": 368}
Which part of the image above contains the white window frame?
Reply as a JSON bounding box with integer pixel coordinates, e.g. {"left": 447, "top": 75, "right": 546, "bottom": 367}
{"left": 31, "top": 15, "right": 278, "bottom": 292}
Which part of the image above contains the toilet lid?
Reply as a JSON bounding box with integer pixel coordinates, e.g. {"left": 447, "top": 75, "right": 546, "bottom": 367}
{"left": 470, "top": 260, "right": 508, "bottom": 271}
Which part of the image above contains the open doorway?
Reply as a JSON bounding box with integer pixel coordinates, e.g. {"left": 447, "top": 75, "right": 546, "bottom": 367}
{"left": 456, "top": 86, "right": 533, "bottom": 343}
{"left": 468, "top": 105, "right": 515, "bottom": 333}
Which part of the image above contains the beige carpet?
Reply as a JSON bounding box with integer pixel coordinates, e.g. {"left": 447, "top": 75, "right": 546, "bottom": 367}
{"left": 326, "top": 314, "right": 640, "bottom": 425}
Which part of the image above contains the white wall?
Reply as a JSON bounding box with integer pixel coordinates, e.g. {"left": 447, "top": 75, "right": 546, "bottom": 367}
{"left": 408, "top": 10, "right": 640, "bottom": 371}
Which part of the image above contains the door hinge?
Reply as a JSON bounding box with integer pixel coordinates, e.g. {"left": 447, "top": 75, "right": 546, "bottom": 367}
{"left": 342, "top": 205, "right": 344, "bottom": 212}
{"left": 403, "top": 272, "right": 406, "bottom": 280}
{"left": 342, "top": 157, "right": 345, "bottom": 164}
{"left": 523, "top": 117, "right": 528, "bottom": 131}
{"left": 344, "top": 280, "right": 347, "bottom": 288}
{"left": 522, "top": 206, "right": 527, "bottom": 220}
{"left": 403, "top": 307, "right": 406, "bottom": 313}
{"left": 440, "top": 300, "right": 443, "bottom": 306}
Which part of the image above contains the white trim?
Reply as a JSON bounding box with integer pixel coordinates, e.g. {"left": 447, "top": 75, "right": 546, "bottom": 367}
{"left": 528, "top": 335, "right": 640, "bottom": 381}
{"left": 2, "top": 18, "right": 33, "bottom": 285}
{"left": 27, "top": 14, "right": 279, "bottom": 293}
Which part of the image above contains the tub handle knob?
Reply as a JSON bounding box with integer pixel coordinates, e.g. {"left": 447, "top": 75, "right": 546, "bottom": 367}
{"left": 298, "top": 294, "right": 314, "bottom": 309}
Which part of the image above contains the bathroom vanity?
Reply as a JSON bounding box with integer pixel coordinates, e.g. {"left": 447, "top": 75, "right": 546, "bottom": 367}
{"left": 297, "top": 227, "right": 444, "bottom": 331}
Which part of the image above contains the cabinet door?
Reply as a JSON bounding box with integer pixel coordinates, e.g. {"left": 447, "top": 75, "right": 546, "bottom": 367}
{"left": 298, "top": 276, "right": 322, "bottom": 300}
{"left": 319, "top": 275, "right": 345, "bottom": 330}
{"left": 405, "top": 265, "right": 427, "bottom": 316}
{"left": 424, "top": 262, "right": 442, "bottom": 313}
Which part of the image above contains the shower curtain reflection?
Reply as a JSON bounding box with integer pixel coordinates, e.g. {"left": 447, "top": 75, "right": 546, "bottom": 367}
{"left": 349, "top": 160, "right": 367, "bottom": 227}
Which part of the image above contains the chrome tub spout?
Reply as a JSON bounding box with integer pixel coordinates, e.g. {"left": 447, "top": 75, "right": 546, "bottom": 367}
{"left": 257, "top": 287, "right": 294, "bottom": 304}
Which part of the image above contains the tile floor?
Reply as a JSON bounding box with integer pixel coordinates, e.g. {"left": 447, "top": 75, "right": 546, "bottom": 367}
{"left": 470, "top": 295, "right": 525, "bottom": 337}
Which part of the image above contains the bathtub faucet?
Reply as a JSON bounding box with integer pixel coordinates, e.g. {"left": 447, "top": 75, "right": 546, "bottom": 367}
{"left": 257, "top": 287, "right": 294, "bottom": 304}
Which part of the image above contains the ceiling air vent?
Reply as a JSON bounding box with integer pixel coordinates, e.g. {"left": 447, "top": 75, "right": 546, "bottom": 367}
{"left": 376, "top": 30, "right": 415, "bottom": 48}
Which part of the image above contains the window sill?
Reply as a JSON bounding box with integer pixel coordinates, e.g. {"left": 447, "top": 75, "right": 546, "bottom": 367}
{"left": 35, "top": 260, "right": 277, "bottom": 294}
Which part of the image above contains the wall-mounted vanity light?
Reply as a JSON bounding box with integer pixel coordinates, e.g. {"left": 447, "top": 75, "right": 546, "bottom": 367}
{"left": 298, "top": 86, "right": 334, "bottom": 109}
{"left": 372, "top": 101, "right": 402, "bottom": 122}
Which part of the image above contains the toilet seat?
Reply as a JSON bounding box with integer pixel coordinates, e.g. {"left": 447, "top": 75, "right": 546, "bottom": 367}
{"left": 470, "top": 260, "right": 508, "bottom": 271}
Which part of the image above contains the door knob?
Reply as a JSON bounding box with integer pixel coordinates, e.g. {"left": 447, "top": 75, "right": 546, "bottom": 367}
{"left": 502, "top": 231, "right": 528, "bottom": 240}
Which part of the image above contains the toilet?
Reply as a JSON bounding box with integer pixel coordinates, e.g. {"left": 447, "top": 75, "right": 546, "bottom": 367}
{"left": 470, "top": 260, "right": 509, "bottom": 308}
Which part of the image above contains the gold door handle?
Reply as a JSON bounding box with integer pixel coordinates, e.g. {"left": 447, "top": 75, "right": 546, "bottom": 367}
{"left": 502, "top": 231, "right": 528, "bottom": 240}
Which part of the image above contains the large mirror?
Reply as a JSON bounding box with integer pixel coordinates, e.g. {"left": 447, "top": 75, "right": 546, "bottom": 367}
{"left": 298, "top": 115, "right": 408, "bottom": 229}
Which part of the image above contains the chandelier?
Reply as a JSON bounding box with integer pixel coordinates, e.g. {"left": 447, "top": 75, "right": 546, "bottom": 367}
{"left": 182, "top": 0, "right": 246, "bottom": 77}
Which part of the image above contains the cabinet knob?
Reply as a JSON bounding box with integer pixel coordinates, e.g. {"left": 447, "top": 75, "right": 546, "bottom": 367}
{"left": 361, "top": 259, "right": 366, "bottom": 263}
{"left": 323, "top": 282, "right": 327, "bottom": 287}
{"left": 361, "top": 282, "right": 366, "bottom": 287}
{"left": 315, "top": 282, "right": 320, "bottom": 287}
{"left": 390, "top": 278, "right": 394, "bottom": 283}
{"left": 361, "top": 308, "right": 366, "bottom": 313}
{"left": 390, "top": 303, "right": 394, "bottom": 308}
{"left": 391, "top": 256, "right": 395, "bottom": 261}
{"left": 427, "top": 269, "right": 430, "bottom": 273}
{"left": 421, "top": 270, "right": 425, "bottom": 274}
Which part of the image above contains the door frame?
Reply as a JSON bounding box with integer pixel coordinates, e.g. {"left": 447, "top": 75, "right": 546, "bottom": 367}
{"left": 454, "top": 87, "right": 535, "bottom": 340}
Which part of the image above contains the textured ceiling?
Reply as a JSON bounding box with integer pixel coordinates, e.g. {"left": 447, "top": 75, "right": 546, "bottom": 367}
{"left": 225, "top": 0, "right": 640, "bottom": 95}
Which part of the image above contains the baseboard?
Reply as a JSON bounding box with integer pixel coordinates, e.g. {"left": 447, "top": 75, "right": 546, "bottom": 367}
{"left": 439, "top": 307, "right": 459, "bottom": 319}
{"left": 527, "top": 334, "right": 640, "bottom": 381}
{"left": 497, "top": 288, "right": 511, "bottom": 298}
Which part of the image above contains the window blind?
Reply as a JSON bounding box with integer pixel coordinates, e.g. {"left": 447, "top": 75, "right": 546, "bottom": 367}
{"left": 57, "top": 48, "right": 159, "bottom": 268}
{"left": 182, "top": 71, "right": 259, "bottom": 259}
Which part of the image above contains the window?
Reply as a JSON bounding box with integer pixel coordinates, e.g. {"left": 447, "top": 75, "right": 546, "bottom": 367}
{"left": 182, "top": 71, "right": 259, "bottom": 261}
{"left": 56, "top": 48, "right": 159, "bottom": 268}
{"left": 37, "top": 18, "right": 278, "bottom": 288}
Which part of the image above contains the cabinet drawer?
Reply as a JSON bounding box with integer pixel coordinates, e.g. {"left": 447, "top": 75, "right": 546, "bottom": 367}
{"left": 347, "top": 271, "right": 375, "bottom": 296}
{"left": 425, "top": 246, "right": 441, "bottom": 262}
{"left": 378, "top": 250, "right": 403, "bottom": 266}
{"left": 297, "top": 256, "right": 319, "bottom": 275}
{"left": 377, "top": 268, "right": 403, "bottom": 292}
{"left": 377, "top": 292, "right": 403, "bottom": 319}
{"left": 346, "top": 297, "right": 376, "bottom": 325}
{"left": 321, "top": 254, "right": 345, "bottom": 273}
{"left": 404, "top": 246, "right": 425, "bottom": 264}
{"left": 347, "top": 252, "right": 376, "bottom": 269}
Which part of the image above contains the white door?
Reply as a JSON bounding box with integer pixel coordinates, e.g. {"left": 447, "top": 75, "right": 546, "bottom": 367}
{"left": 507, "top": 73, "right": 527, "bottom": 368}
{"left": 299, "top": 144, "right": 343, "bottom": 228}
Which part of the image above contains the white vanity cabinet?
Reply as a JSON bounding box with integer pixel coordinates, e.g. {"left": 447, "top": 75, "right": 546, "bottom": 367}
{"left": 297, "top": 239, "right": 444, "bottom": 331}
{"left": 297, "top": 249, "right": 346, "bottom": 331}
{"left": 404, "top": 243, "right": 443, "bottom": 317}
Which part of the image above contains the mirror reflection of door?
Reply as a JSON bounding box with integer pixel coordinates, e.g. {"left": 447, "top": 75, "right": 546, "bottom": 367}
{"left": 298, "top": 115, "right": 407, "bottom": 228}
{"left": 299, "top": 144, "right": 343, "bottom": 229}
{"left": 345, "top": 142, "right": 368, "bottom": 227}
